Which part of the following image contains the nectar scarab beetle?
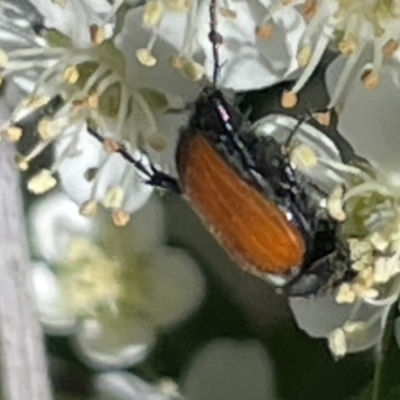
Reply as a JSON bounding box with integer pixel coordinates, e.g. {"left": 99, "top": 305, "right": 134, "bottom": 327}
{"left": 86, "top": 0, "right": 354, "bottom": 297}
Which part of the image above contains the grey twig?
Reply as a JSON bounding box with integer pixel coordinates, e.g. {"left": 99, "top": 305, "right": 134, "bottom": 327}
{"left": 0, "top": 143, "right": 52, "bottom": 400}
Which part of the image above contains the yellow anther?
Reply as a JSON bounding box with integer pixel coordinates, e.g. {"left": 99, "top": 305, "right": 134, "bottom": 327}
{"left": 290, "top": 144, "right": 318, "bottom": 170}
{"left": 136, "top": 48, "right": 157, "bottom": 67}
{"left": 112, "top": 209, "right": 130, "bottom": 227}
{"left": 63, "top": 66, "right": 80, "bottom": 84}
{"left": 90, "top": 24, "right": 106, "bottom": 45}
{"left": 361, "top": 69, "right": 380, "bottom": 90}
{"left": 37, "top": 117, "right": 59, "bottom": 140}
{"left": 302, "top": 0, "right": 318, "bottom": 20}
{"left": 313, "top": 111, "right": 331, "bottom": 126}
{"left": 170, "top": 54, "right": 185, "bottom": 69}
{"left": 338, "top": 39, "right": 357, "bottom": 56}
{"left": 327, "top": 185, "right": 346, "bottom": 222}
{"left": 143, "top": 1, "right": 165, "bottom": 28}
{"left": 180, "top": 59, "right": 205, "bottom": 81}
{"left": 14, "top": 154, "right": 29, "bottom": 171}
{"left": 72, "top": 99, "right": 88, "bottom": 111}
{"left": 336, "top": 283, "right": 356, "bottom": 304}
{"left": 328, "top": 328, "right": 346, "bottom": 358}
{"left": 373, "top": 256, "right": 400, "bottom": 284}
{"left": 255, "top": 24, "right": 273, "bottom": 40}
{"left": 368, "top": 232, "right": 389, "bottom": 252}
{"left": 348, "top": 238, "right": 372, "bottom": 262}
{"left": 382, "top": 39, "right": 399, "bottom": 58}
{"left": 88, "top": 93, "right": 99, "bottom": 109}
{"left": 281, "top": 90, "right": 298, "bottom": 109}
{"left": 79, "top": 200, "right": 98, "bottom": 217}
{"left": 5, "top": 126, "right": 23, "bottom": 142}
{"left": 27, "top": 169, "right": 57, "bottom": 194}
{"left": 103, "top": 186, "right": 125, "bottom": 209}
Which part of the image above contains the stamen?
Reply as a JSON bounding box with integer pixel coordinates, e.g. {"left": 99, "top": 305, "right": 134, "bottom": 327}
{"left": 27, "top": 169, "right": 57, "bottom": 194}
{"left": 5, "top": 126, "right": 23, "bottom": 142}
{"left": 90, "top": 24, "right": 106, "bottom": 45}
{"left": 79, "top": 200, "right": 98, "bottom": 217}
{"left": 382, "top": 38, "right": 399, "bottom": 58}
{"left": 290, "top": 144, "right": 318, "bottom": 170}
{"left": 103, "top": 185, "right": 125, "bottom": 209}
{"left": 131, "top": 90, "right": 158, "bottom": 138}
{"left": 327, "top": 41, "right": 366, "bottom": 109}
{"left": 289, "top": 18, "right": 334, "bottom": 96}
{"left": 327, "top": 185, "right": 346, "bottom": 221}
{"left": 114, "top": 86, "right": 129, "bottom": 141}
{"left": 63, "top": 65, "right": 80, "bottom": 84}
{"left": 143, "top": 1, "right": 165, "bottom": 28}
{"left": 15, "top": 140, "right": 52, "bottom": 169}
{"left": 112, "top": 209, "right": 130, "bottom": 226}
{"left": 177, "top": 0, "right": 198, "bottom": 59}
{"left": 255, "top": 24, "right": 274, "bottom": 40}
{"left": 136, "top": 48, "right": 157, "bottom": 67}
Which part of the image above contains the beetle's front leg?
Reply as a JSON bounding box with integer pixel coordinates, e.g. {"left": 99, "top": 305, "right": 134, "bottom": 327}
{"left": 86, "top": 125, "right": 181, "bottom": 194}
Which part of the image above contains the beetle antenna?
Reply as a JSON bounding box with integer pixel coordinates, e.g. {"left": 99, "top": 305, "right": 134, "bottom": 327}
{"left": 209, "top": 0, "right": 222, "bottom": 87}
{"left": 284, "top": 112, "right": 312, "bottom": 150}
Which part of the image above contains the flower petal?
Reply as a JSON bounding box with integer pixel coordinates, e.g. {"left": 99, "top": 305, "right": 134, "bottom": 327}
{"left": 28, "top": 0, "right": 112, "bottom": 46}
{"left": 326, "top": 57, "right": 400, "bottom": 176}
{"left": 196, "top": 0, "right": 305, "bottom": 90}
{"left": 182, "top": 338, "right": 275, "bottom": 400}
{"left": 290, "top": 294, "right": 389, "bottom": 354}
{"left": 142, "top": 247, "right": 205, "bottom": 328}
{"left": 31, "top": 261, "right": 77, "bottom": 333}
{"left": 115, "top": 7, "right": 202, "bottom": 100}
{"left": 73, "top": 314, "right": 154, "bottom": 369}
{"left": 29, "top": 192, "right": 91, "bottom": 264}
{"left": 56, "top": 124, "right": 153, "bottom": 214}
{"left": 95, "top": 372, "right": 172, "bottom": 400}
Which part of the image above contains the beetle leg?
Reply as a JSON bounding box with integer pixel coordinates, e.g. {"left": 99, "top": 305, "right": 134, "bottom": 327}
{"left": 86, "top": 124, "right": 181, "bottom": 194}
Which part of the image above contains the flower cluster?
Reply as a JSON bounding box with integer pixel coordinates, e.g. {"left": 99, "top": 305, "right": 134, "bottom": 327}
{"left": 0, "top": 0, "right": 198, "bottom": 225}
{"left": 30, "top": 191, "right": 205, "bottom": 369}
{"left": 2, "top": 0, "right": 400, "bottom": 361}
{"left": 254, "top": 114, "right": 400, "bottom": 356}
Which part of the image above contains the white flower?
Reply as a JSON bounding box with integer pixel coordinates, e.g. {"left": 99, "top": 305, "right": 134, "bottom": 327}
{"left": 253, "top": 113, "right": 400, "bottom": 357}
{"left": 326, "top": 56, "right": 400, "bottom": 176}
{"left": 258, "top": 1, "right": 400, "bottom": 109}
{"left": 142, "top": 0, "right": 306, "bottom": 90}
{"left": 29, "top": 0, "right": 113, "bottom": 46}
{"left": 30, "top": 192, "right": 205, "bottom": 369}
{"left": 0, "top": 0, "right": 199, "bottom": 219}
{"left": 181, "top": 338, "right": 276, "bottom": 400}
{"left": 94, "top": 339, "right": 276, "bottom": 400}
{"left": 55, "top": 124, "right": 154, "bottom": 219}
{"left": 95, "top": 372, "right": 180, "bottom": 400}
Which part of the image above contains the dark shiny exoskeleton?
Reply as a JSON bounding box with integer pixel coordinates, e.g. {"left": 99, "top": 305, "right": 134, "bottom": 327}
{"left": 177, "top": 88, "right": 352, "bottom": 296}
{"left": 85, "top": 0, "right": 354, "bottom": 297}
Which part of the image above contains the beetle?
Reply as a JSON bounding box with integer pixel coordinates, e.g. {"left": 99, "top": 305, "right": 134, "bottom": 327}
{"left": 88, "top": 0, "right": 353, "bottom": 297}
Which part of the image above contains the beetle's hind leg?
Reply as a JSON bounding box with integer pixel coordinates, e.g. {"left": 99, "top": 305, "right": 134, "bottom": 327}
{"left": 86, "top": 125, "right": 181, "bottom": 194}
